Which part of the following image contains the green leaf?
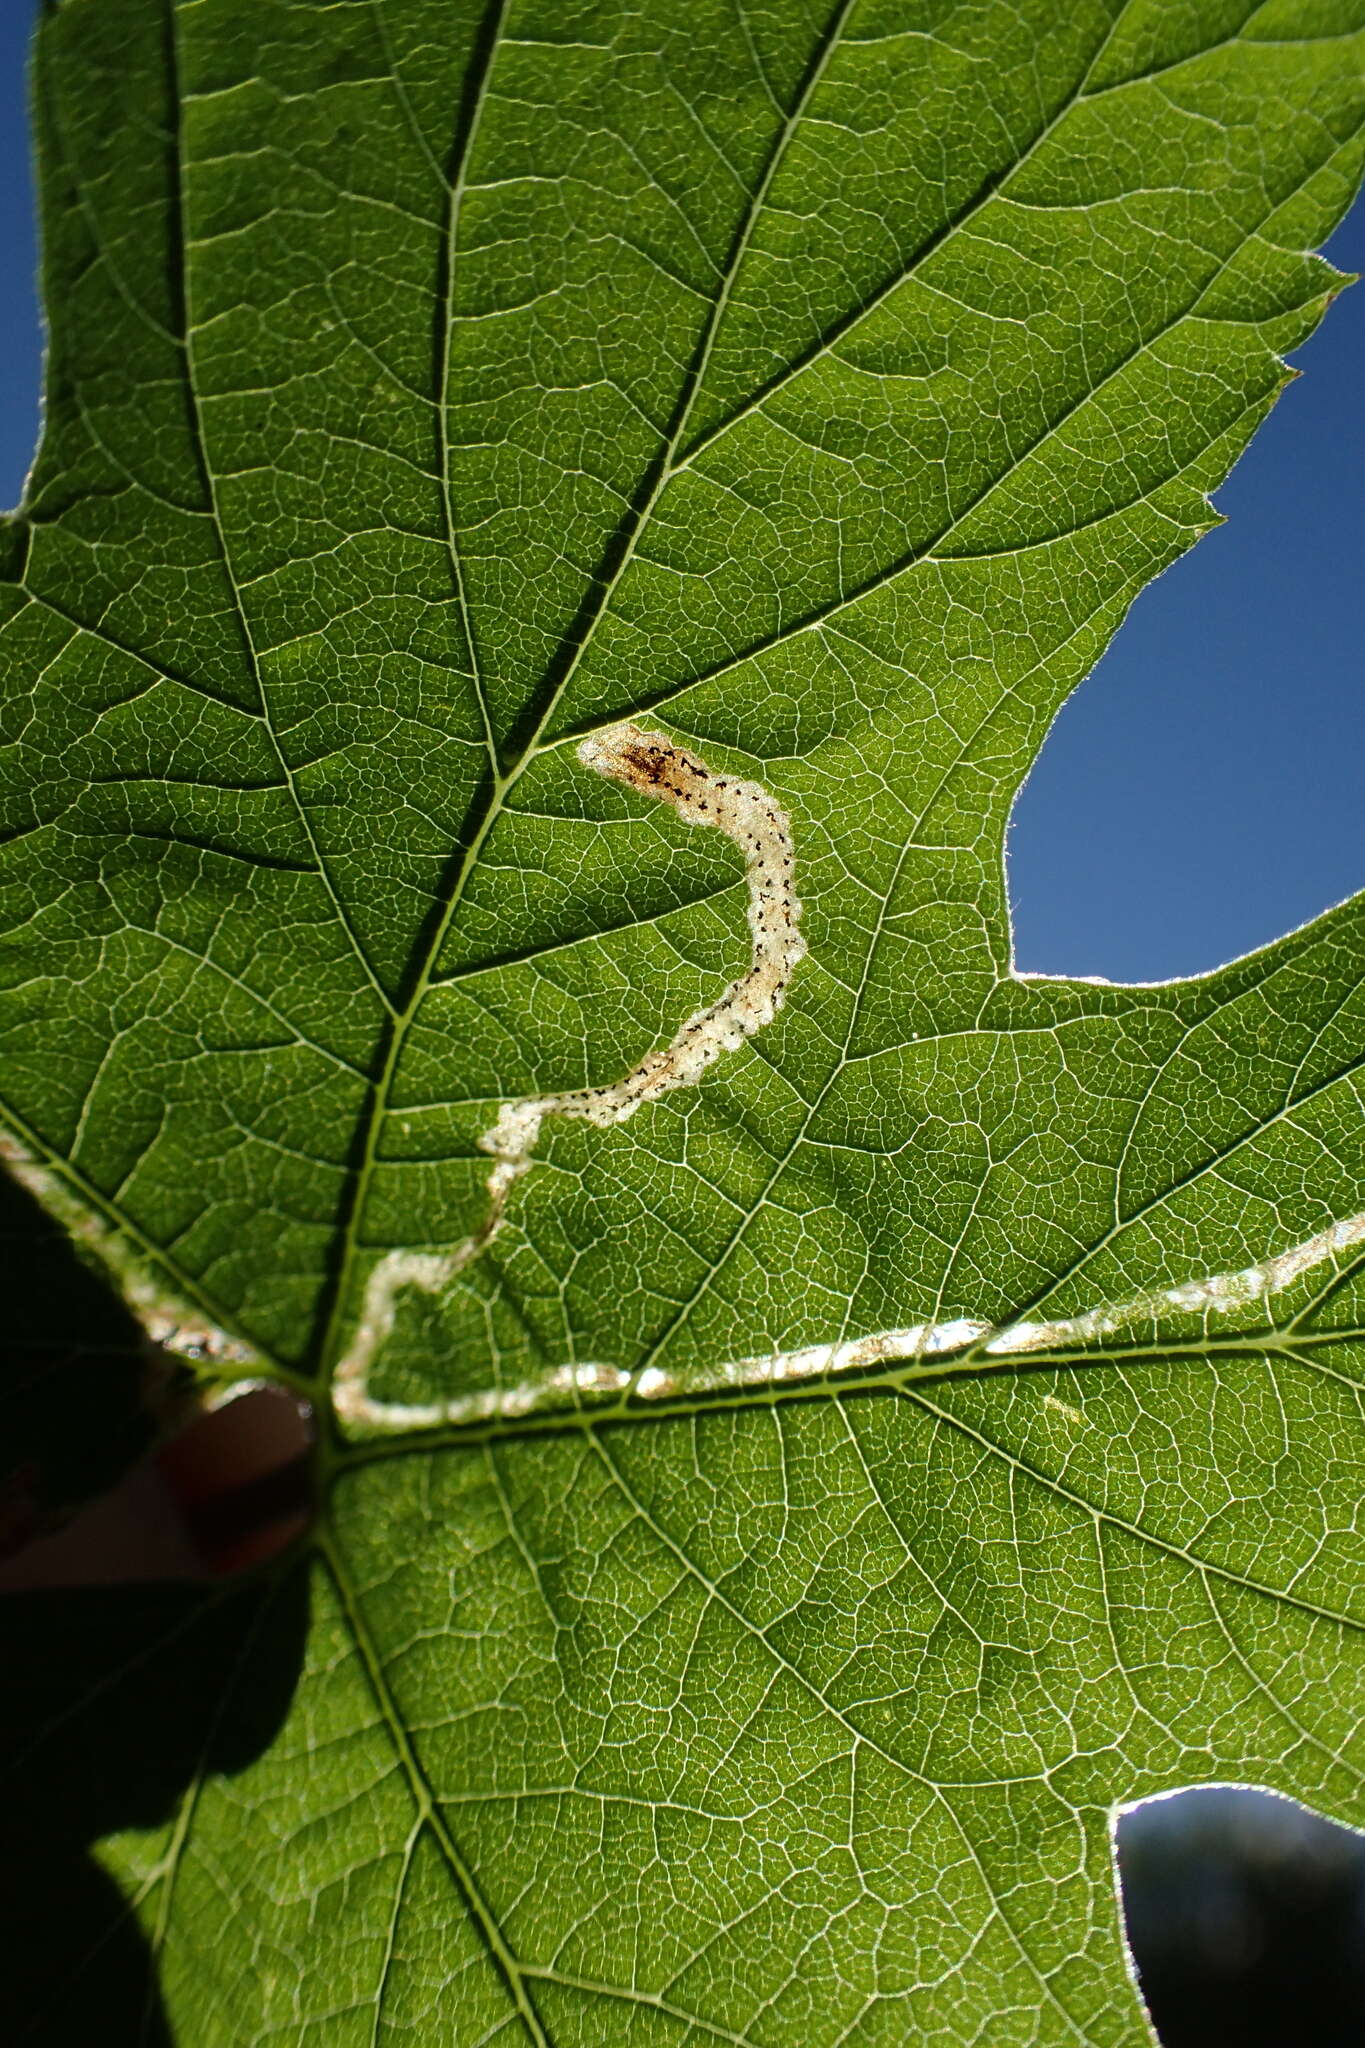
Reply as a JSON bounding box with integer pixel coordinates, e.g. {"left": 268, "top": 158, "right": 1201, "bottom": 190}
{"left": 4, "top": 0, "right": 1364, "bottom": 2040}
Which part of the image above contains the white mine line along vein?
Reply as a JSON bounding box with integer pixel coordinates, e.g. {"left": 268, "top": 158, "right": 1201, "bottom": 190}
{"left": 331, "top": 726, "right": 1365, "bottom": 1431}
{"left": 336, "top": 1210, "right": 1365, "bottom": 1431}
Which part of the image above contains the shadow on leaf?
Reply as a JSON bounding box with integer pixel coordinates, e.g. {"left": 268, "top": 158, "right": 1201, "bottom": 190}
{"left": 0, "top": 1163, "right": 158, "bottom": 1546}
{"left": 0, "top": 1564, "right": 308, "bottom": 2046}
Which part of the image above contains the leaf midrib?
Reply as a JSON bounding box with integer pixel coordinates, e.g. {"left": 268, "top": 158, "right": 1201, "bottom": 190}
{"left": 320, "top": 1526, "right": 553, "bottom": 2047}
{"left": 311, "top": 0, "right": 864, "bottom": 1386}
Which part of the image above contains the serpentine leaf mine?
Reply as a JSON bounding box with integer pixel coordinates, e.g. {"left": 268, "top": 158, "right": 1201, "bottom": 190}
{"left": 335, "top": 725, "right": 806, "bottom": 1427}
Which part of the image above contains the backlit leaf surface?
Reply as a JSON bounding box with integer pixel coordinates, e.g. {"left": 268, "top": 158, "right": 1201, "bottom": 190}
{"left": 3, "top": 2, "right": 1365, "bottom": 2041}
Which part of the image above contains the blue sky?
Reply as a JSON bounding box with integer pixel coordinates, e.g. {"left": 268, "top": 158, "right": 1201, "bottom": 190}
{"left": 2, "top": 10, "right": 1360, "bottom": 986}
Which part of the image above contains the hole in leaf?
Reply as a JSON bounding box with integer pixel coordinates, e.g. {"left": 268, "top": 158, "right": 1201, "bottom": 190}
{"left": 1117, "top": 1786, "right": 1365, "bottom": 2047}
{"left": 1009, "top": 198, "right": 1365, "bottom": 985}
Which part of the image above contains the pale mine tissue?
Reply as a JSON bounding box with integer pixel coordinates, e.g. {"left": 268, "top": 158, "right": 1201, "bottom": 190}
{"left": 334, "top": 725, "right": 808, "bottom": 1428}
{"left": 333, "top": 727, "right": 1365, "bottom": 1431}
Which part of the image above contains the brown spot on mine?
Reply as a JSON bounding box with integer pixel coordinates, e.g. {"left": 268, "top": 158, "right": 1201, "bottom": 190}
{"left": 621, "top": 745, "right": 669, "bottom": 789}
